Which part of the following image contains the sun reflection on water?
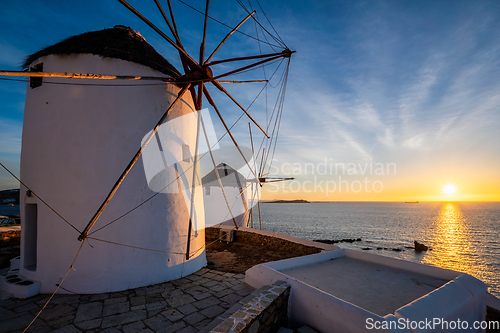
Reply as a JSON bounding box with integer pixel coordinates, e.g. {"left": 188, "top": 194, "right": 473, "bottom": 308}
{"left": 422, "top": 202, "right": 487, "bottom": 283}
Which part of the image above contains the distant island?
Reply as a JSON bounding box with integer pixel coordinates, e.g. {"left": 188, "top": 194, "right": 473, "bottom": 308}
{"left": 267, "top": 199, "right": 310, "bottom": 204}
{"left": 0, "top": 189, "right": 20, "bottom": 205}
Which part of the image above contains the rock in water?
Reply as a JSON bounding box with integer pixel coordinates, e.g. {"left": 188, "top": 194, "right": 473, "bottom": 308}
{"left": 414, "top": 240, "right": 428, "bottom": 252}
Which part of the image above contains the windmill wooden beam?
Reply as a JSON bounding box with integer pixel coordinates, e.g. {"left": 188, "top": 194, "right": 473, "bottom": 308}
{"left": 217, "top": 80, "right": 268, "bottom": 83}
{"left": 199, "top": 116, "right": 239, "bottom": 229}
{"left": 185, "top": 103, "right": 202, "bottom": 260}
{"left": 154, "top": 0, "right": 183, "bottom": 48}
{"left": 117, "top": 0, "right": 200, "bottom": 70}
{"left": 0, "top": 70, "right": 269, "bottom": 87}
{"left": 203, "top": 86, "right": 262, "bottom": 187}
{"left": 0, "top": 70, "right": 268, "bottom": 84}
{"left": 0, "top": 70, "right": 177, "bottom": 81}
{"left": 258, "top": 177, "right": 295, "bottom": 183}
{"left": 204, "top": 10, "right": 256, "bottom": 65}
{"left": 166, "top": 0, "right": 181, "bottom": 43}
{"left": 200, "top": 0, "right": 210, "bottom": 65}
{"left": 206, "top": 49, "right": 294, "bottom": 67}
{"left": 211, "top": 80, "right": 270, "bottom": 138}
{"left": 213, "top": 55, "right": 283, "bottom": 80}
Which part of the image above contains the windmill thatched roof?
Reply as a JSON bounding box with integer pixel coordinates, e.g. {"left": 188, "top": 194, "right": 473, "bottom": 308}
{"left": 202, "top": 163, "right": 247, "bottom": 188}
{"left": 23, "top": 26, "right": 181, "bottom": 78}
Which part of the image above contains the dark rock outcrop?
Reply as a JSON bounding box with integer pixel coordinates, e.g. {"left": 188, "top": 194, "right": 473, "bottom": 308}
{"left": 314, "top": 238, "right": 362, "bottom": 244}
{"left": 414, "top": 240, "right": 428, "bottom": 252}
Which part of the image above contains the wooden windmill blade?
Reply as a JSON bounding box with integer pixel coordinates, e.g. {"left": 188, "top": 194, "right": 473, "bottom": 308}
{"left": 116, "top": 0, "right": 288, "bottom": 134}
{"left": 117, "top": 0, "right": 199, "bottom": 69}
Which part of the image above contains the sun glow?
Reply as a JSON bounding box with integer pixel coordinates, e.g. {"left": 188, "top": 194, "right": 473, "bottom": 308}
{"left": 443, "top": 184, "right": 457, "bottom": 195}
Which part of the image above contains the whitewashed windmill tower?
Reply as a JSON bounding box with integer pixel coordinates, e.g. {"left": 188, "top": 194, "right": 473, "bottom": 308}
{"left": 0, "top": 0, "right": 294, "bottom": 296}
{"left": 19, "top": 26, "right": 206, "bottom": 294}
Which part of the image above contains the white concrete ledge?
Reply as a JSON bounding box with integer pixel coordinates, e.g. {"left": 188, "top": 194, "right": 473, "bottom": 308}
{"left": 245, "top": 263, "right": 403, "bottom": 333}
{"left": 246, "top": 248, "right": 495, "bottom": 333}
{"left": 344, "top": 249, "right": 461, "bottom": 281}
{"left": 0, "top": 274, "right": 40, "bottom": 299}
{"left": 395, "top": 276, "right": 487, "bottom": 333}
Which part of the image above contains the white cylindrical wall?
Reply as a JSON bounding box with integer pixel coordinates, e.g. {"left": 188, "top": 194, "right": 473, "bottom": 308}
{"left": 20, "top": 53, "right": 206, "bottom": 294}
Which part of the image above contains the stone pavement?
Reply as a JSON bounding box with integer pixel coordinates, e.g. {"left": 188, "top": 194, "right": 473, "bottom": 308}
{"left": 0, "top": 268, "right": 254, "bottom": 333}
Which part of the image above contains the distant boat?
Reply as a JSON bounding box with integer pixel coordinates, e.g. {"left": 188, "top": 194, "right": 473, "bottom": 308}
{"left": 405, "top": 201, "right": 419, "bottom": 203}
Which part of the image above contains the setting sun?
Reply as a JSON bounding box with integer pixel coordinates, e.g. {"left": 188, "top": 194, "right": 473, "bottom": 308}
{"left": 443, "top": 184, "right": 457, "bottom": 195}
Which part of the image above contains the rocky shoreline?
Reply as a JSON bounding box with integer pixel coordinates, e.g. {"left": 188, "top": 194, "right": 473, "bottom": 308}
{"left": 314, "top": 238, "right": 431, "bottom": 253}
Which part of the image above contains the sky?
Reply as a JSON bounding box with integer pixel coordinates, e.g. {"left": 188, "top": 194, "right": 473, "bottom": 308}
{"left": 0, "top": 0, "right": 499, "bottom": 202}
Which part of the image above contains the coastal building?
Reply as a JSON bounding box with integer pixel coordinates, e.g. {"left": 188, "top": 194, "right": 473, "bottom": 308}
{"left": 17, "top": 26, "right": 206, "bottom": 294}
{"left": 202, "top": 163, "right": 249, "bottom": 228}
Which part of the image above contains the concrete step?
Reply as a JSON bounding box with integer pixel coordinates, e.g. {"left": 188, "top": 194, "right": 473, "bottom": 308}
{"left": 0, "top": 273, "right": 40, "bottom": 299}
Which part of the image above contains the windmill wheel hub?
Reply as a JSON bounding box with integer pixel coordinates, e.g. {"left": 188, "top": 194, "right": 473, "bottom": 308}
{"left": 204, "top": 66, "right": 213, "bottom": 79}
{"left": 181, "top": 65, "right": 213, "bottom": 84}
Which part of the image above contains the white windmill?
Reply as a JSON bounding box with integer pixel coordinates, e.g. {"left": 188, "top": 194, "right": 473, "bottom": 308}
{"left": 0, "top": 0, "right": 294, "bottom": 296}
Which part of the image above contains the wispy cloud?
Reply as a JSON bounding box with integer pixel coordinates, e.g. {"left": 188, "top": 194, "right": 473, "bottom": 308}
{"left": 0, "top": 42, "right": 26, "bottom": 68}
{"left": 0, "top": 0, "right": 499, "bottom": 197}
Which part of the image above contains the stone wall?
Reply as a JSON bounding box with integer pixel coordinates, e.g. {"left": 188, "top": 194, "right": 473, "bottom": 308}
{"left": 206, "top": 228, "right": 321, "bottom": 257}
{"left": 210, "top": 281, "right": 291, "bottom": 333}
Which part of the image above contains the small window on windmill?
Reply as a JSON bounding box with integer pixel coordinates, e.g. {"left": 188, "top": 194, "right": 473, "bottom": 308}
{"left": 219, "top": 229, "right": 234, "bottom": 243}
{"left": 182, "top": 144, "right": 191, "bottom": 162}
{"left": 29, "top": 63, "right": 43, "bottom": 89}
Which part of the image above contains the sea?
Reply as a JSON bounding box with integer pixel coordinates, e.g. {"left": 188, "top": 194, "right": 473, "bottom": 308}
{"left": 252, "top": 201, "right": 500, "bottom": 298}
{"left": 0, "top": 204, "right": 20, "bottom": 217}
{"left": 3, "top": 202, "right": 499, "bottom": 297}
